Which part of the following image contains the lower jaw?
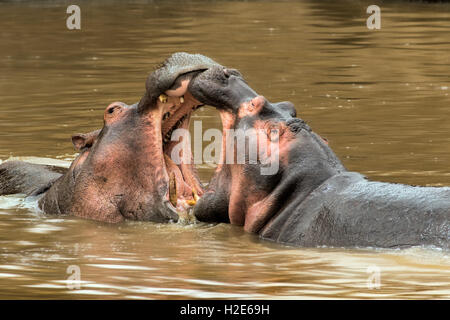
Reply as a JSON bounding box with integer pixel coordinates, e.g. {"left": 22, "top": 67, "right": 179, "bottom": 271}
{"left": 162, "top": 113, "right": 204, "bottom": 217}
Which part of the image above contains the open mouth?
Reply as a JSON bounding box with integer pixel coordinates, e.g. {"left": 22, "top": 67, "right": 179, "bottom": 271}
{"left": 157, "top": 90, "right": 205, "bottom": 218}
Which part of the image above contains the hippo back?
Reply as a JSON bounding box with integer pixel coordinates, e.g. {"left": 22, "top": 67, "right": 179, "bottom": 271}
{"left": 0, "top": 161, "right": 66, "bottom": 196}
{"left": 260, "top": 172, "right": 450, "bottom": 249}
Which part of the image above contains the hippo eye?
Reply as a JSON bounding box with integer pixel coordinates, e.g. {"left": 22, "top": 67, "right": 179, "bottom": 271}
{"left": 104, "top": 103, "right": 124, "bottom": 120}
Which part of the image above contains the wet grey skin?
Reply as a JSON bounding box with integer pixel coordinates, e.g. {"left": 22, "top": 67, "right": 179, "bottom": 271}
{"left": 190, "top": 67, "right": 450, "bottom": 250}
{"left": 0, "top": 52, "right": 225, "bottom": 223}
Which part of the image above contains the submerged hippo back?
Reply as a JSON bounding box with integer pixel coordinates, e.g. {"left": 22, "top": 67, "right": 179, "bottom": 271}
{"left": 261, "top": 172, "right": 450, "bottom": 249}
{"left": 0, "top": 161, "right": 66, "bottom": 196}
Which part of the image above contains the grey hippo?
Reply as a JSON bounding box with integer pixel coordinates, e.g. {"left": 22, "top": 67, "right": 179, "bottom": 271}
{"left": 191, "top": 65, "right": 450, "bottom": 250}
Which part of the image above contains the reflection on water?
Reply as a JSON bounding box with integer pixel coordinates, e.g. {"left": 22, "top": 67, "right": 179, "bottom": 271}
{"left": 0, "top": 0, "right": 449, "bottom": 299}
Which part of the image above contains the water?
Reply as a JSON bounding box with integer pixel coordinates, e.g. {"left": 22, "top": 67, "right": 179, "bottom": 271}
{"left": 0, "top": 0, "right": 449, "bottom": 299}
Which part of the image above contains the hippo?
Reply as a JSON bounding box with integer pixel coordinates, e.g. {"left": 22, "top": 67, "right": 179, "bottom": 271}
{"left": 0, "top": 52, "right": 228, "bottom": 223}
{"left": 191, "top": 66, "right": 450, "bottom": 249}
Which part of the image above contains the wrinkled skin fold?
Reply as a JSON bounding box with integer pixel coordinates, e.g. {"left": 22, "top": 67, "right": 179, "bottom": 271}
{"left": 191, "top": 67, "right": 450, "bottom": 250}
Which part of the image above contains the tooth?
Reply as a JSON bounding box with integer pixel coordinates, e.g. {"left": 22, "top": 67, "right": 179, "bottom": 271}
{"left": 186, "top": 199, "right": 196, "bottom": 206}
{"left": 159, "top": 94, "right": 168, "bottom": 103}
{"left": 169, "top": 173, "right": 177, "bottom": 207}
{"left": 186, "top": 189, "right": 199, "bottom": 206}
{"left": 193, "top": 188, "right": 199, "bottom": 202}
{"left": 165, "top": 130, "right": 172, "bottom": 142}
{"left": 163, "top": 112, "right": 170, "bottom": 120}
{"left": 180, "top": 96, "right": 184, "bottom": 103}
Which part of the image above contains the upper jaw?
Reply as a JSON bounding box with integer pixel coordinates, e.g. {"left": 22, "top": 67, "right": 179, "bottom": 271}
{"left": 159, "top": 91, "right": 202, "bottom": 142}
{"left": 138, "top": 52, "right": 223, "bottom": 113}
{"left": 188, "top": 67, "right": 258, "bottom": 113}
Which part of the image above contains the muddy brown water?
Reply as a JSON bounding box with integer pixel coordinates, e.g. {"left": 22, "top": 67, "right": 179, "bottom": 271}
{"left": 0, "top": 0, "right": 449, "bottom": 299}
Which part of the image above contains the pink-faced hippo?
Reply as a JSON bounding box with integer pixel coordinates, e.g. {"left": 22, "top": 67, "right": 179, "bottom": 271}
{"left": 0, "top": 53, "right": 225, "bottom": 223}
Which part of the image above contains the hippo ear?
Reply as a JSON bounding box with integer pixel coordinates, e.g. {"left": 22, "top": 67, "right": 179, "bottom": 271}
{"left": 71, "top": 134, "right": 89, "bottom": 151}
{"left": 71, "top": 129, "right": 101, "bottom": 151}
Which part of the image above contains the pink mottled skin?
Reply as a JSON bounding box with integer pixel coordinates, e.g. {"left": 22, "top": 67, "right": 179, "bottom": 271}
{"left": 223, "top": 96, "right": 297, "bottom": 232}
{"left": 39, "top": 90, "right": 204, "bottom": 222}
{"left": 1, "top": 52, "right": 229, "bottom": 223}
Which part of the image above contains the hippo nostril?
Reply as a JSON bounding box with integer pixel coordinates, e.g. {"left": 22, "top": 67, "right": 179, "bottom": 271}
{"left": 223, "top": 68, "right": 243, "bottom": 79}
{"left": 107, "top": 107, "right": 115, "bottom": 114}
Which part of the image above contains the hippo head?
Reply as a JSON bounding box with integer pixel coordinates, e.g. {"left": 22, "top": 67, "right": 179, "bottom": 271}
{"left": 39, "top": 53, "right": 223, "bottom": 223}
{"left": 191, "top": 67, "right": 345, "bottom": 233}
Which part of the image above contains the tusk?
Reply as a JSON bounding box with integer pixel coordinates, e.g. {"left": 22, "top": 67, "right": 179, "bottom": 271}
{"left": 185, "top": 199, "right": 196, "bottom": 206}
{"left": 159, "top": 94, "right": 168, "bottom": 103}
{"left": 193, "top": 188, "right": 199, "bottom": 202}
{"left": 185, "top": 188, "right": 199, "bottom": 206}
{"left": 169, "top": 172, "right": 177, "bottom": 207}
{"left": 179, "top": 96, "right": 184, "bottom": 104}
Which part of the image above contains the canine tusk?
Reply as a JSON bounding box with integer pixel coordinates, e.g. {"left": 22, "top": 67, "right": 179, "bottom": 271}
{"left": 186, "top": 199, "right": 196, "bottom": 206}
{"left": 193, "top": 188, "right": 199, "bottom": 202}
{"left": 179, "top": 96, "right": 184, "bottom": 104}
{"left": 169, "top": 172, "right": 177, "bottom": 207}
{"left": 185, "top": 188, "right": 199, "bottom": 206}
{"left": 159, "top": 94, "right": 168, "bottom": 103}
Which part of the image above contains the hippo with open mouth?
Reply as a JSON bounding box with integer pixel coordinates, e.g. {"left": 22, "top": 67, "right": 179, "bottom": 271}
{"left": 191, "top": 66, "right": 450, "bottom": 249}
{"left": 0, "top": 52, "right": 229, "bottom": 223}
